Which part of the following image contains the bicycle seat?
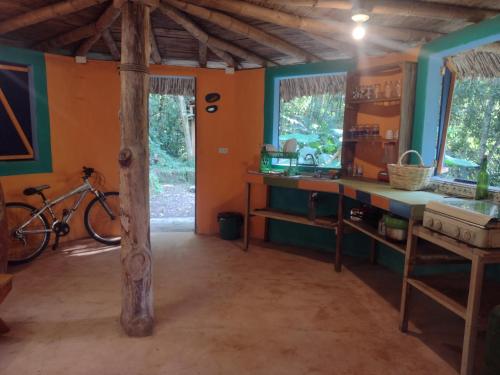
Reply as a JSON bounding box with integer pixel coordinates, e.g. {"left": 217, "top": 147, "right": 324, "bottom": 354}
{"left": 23, "top": 185, "right": 50, "bottom": 196}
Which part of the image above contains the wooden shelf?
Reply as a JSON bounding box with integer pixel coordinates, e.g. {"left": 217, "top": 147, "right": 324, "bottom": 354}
{"left": 343, "top": 218, "right": 406, "bottom": 254}
{"left": 347, "top": 97, "right": 401, "bottom": 105}
{"left": 251, "top": 209, "right": 338, "bottom": 230}
{"left": 407, "top": 277, "right": 466, "bottom": 319}
{"left": 343, "top": 137, "right": 397, "bottom": 144}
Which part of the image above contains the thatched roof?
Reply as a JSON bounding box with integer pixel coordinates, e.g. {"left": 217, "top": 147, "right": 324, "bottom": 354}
{"left": 280, "top": 74, "right": 346, "bottom": 102}
{"left": 150, "top": 75, "right": 195, "bottom": 96}
{"left": 447, "top": 42, "right": 500, "bottom": 79}
{"left": 0, "top": 0, "right": 499, "bottom": 69}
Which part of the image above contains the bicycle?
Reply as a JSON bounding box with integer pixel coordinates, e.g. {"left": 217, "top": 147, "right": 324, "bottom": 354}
{"left": 5, "top": 166, "right": 121, "bottom": 264}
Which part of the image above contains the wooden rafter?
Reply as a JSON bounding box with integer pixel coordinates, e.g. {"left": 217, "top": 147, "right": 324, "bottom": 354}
{"left": 150, "top": 23, "right": 162, "bottom": 64}
{"left": 0, "top": 0, "right": 107, "bottom": 35}
{"left": 189, "top": 0, "right": 441, "bottom": 43}
{"left": 158, "top": 3, "right": 276, "bottom": 67}
{"left": 266, "top": 0, "right": 499, "bottom": 23}
{"left": 210, "top": 46, "right": 236, "bottom": 68}
{"left": 102, "top": 29, "right": 120, "bottom": 60}
{"left": 165, "top": 0, "right": 321, "bottom": 62}
{"left": 36, "top": 24, "right": 96, "bottom": 50}
{"left": 76, "top": 0, "right": 125, "bottom": 58}
{"left": 198, "top": 41, "right": 207, "bottom": 68}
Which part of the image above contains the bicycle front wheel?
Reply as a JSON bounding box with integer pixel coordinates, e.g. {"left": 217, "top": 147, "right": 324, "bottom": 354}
{"left": 5, "top": 202, "right": 51, "bottom": 264}
{"left": 84, "top": 192, "right": 121, "bottom": 245}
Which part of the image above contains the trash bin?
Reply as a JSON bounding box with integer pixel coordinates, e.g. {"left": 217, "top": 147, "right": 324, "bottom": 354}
{"left": 217, "top": 212, "right": 243, "bottom": 240}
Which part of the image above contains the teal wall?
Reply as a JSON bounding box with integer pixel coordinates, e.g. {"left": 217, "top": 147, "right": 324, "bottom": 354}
{"left": 411, "top": 15, "right": 500, "bottom": 165}
{"left": 0, "top": 45, "right": 52, "bottom": 176}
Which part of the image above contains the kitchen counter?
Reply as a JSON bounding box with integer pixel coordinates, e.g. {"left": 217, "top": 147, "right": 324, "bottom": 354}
{"left": 246, "top": 171, "right": 447, "bottom": 220}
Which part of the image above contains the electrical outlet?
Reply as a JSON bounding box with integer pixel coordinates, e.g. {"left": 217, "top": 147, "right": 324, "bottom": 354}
{"left": 218, "top": 147, "right": 229, "bottom": 154}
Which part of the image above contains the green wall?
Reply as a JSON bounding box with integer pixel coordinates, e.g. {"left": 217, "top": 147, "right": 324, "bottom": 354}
{"left": 411, "top": 15, "right": 500, "bottom": 165}
{"left": 0, "top": 45, "right": 52, "bottom": 176}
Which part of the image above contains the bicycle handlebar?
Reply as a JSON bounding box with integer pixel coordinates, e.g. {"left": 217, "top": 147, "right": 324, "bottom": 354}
{"left": 82, "top": 166, "right": 95, "bottom": 178}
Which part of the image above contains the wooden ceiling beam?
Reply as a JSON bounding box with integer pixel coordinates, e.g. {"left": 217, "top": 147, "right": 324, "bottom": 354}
{"left": 150, "top": 23, "right": 162, "bottom": 64}
{"left": 189, "top": 0, "right": 441, "bottom": 43}
{"left": 265, "top": 0, "right": 498, "bottom": 23}
{"left": 37, "top": 24, "right": 97, "bottom": 50}
{"left": 102, "top": 29, "right": 120, "bottom": 60}
{"left": 209, "top": 46, "right": 236, "bottom": 68}
{"left": 164, "top": 0, "right": 321, "bottom": 63}
{"left": 198, "top": 41, "right": 208, "bottom": 68}
{"left": 0, "top": 0, "right": 108, "bottom": 35}
{"left": 158, "top": 3, "right": 276, "bottom": 67}
{"left": 76, "top": 0, "right": 124, "bottom": 58}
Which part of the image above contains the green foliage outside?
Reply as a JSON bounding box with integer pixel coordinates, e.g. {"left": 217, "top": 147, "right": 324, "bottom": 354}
{"left": 149, "top": 94, "right": 195, "bottom": 196}
{"left": 444, "top": 77, "right": 500, "bottom": 186}
{"left": 279, "top": 92, "right": 345, "bottom": 168}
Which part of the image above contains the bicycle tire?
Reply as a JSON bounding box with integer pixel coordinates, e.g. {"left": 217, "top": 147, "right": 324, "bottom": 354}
{"left": 84, "top": 191, "right": 121, "bottom": 245}
{"left": 5, "top": 202, "right": 51, "bottom": 264}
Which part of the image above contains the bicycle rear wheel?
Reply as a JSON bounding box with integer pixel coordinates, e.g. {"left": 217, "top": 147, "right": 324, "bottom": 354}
{"left": 5, "top": 202, "right": 51, "bottom": 264}
{"left": 84, "top": 192, "right": 121, "bottom": 245}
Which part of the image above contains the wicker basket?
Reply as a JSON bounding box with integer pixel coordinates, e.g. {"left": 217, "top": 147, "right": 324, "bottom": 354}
{"left": 387, "top": 150, "right": 435, "bottom": 191}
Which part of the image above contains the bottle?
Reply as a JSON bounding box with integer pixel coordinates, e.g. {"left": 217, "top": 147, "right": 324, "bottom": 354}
{"left": 475, "top": 156, "right": 489, "bottom": 200}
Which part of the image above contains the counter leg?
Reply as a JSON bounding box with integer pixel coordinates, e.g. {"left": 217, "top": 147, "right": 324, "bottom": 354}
{"left": 370, "top": 239, "right": 377, "bottom": 264}
{"left": 243, "top": 182, "right": 251, "bottom": 251}
{"left": 399, "top": 219, "right": 418, "bottom": 332}
{"left": 264, "top": 185, "right": 270, "bottom": 242}
{"left": 335, "top": 194, "right": 344, "bottom": 272}
{"left": 461, "top": 254, "right": 484, "bottom": 375}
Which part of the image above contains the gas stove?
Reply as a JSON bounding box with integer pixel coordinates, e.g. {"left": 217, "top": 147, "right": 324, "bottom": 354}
{"left": 423, "top": 198, "right": 500, "bottom": 249}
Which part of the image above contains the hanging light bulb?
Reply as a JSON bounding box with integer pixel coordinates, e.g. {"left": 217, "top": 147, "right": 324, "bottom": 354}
{"left": 352, "top": 23, "right": 366, "bottom": 40}
{"left": 351, "top": 5, "right": 369, "bottom": 40}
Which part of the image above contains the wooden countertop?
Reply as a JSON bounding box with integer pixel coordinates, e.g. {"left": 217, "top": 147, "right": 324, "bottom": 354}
{"left": 246, "top": 172, "right": 447, "bottom": 220}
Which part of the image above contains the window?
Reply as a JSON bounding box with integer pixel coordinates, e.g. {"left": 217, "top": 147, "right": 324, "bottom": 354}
{"left": 437, "top": 44, "right": 499, "bottom": 187}
{"left": 0, "top": 45, "right": 51, "bottom": 176}
{"left": 277, "top": 73, "right": 346, "bottom": 168}
{"left": 0, "top": 62, "right": 35, "bottom": 161}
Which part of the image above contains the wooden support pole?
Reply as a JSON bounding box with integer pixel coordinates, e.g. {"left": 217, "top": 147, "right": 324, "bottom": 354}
{"left": 0, "top": 0, "right": 107, "bottom": 35}
{"left": 119, "top": 0, "right": 153, "bottom": 337}
{"left": 266, "top": 0, "right": 498, "bottom": 23}
{"left": 76, "top": 0, "right": 125, "bottom": 58}
{"left": 158, "top": 3, "right": 275, "bottom": 67}
{"left": 198, "top": 41, "right": 207, "bottom": 67}
{"left": 165, "top": 0, "right": 320, "bottom": 62}
{"left": 102, "top": 29, "right": 121, "bottom": 60}
{"left": 0, "top": 182, "right": 8, "bottom": 273}
{"left": 190, "top": 0, "right": 441, "bottom": 43}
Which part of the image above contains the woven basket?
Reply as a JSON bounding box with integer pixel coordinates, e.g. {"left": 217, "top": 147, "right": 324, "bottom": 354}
{"left": 387, "top": 150, "right": 434, "bottom": 191}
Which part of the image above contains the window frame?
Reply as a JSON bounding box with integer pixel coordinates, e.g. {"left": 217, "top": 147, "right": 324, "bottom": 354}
{"left": 264, "top": 59, "right": 354, "bottom": 170}
{"left": 0, "top": 45, "right": 52, "bottom": 176}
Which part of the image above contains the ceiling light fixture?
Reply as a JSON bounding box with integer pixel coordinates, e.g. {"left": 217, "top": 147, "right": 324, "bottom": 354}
{"left": 352, "top": 24, "right": 366, "bottom": 40}
{"left": 351, "top": 7, "right": 369, "bottom": 40}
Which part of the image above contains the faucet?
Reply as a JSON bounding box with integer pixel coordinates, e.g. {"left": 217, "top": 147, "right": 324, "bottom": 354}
{"left": 303, "top": 153, "right": 318, "bottom": 167}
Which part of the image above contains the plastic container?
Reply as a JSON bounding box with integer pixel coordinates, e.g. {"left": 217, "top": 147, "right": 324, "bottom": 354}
{"left": 217, "top": 212, "right": 243, "bottom": 240}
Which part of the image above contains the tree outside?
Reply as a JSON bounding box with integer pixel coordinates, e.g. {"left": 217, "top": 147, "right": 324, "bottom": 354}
{"left": 279, "top": 91, "right": 345, "bottom": 168}
{"left": 443, "top": 77, "right": 500, "bottom": 186}
{"left": 149, "top": 94, "right": 195, "bottom": 220}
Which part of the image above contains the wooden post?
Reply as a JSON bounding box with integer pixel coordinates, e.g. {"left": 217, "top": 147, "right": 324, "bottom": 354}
{"left": 0, "top": 182, "right": 8, "bottom": 273}
{"left": 119, "top": 0, "right": 154, "bottom": 337}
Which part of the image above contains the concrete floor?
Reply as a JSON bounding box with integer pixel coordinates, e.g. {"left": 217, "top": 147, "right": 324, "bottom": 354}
{"left": 0, "top": 233, "right": 491, "bottom": 374}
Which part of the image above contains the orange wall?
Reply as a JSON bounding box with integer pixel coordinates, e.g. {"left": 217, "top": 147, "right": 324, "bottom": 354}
{"left": 1, "top": 54, "right": 266, "bottom": 243}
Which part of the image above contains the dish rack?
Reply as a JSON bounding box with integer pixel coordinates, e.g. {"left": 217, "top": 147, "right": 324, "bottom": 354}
{"left": 260, "top": 150, "right": 299, "bottom": 175}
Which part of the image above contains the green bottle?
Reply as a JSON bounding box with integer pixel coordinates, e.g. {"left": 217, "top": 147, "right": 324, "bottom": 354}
{"left": 475, "top": 156, "right": 489, "bottom": 200}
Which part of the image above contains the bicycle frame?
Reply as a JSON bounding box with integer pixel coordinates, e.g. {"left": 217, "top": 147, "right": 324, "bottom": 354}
{"left": 17, "top": 179, "right": 103, "bottom": 235}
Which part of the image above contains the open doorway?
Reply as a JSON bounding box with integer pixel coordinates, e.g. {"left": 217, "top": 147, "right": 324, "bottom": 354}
{"left": 149, "top": 76, "right": 196, "bottom": 232}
